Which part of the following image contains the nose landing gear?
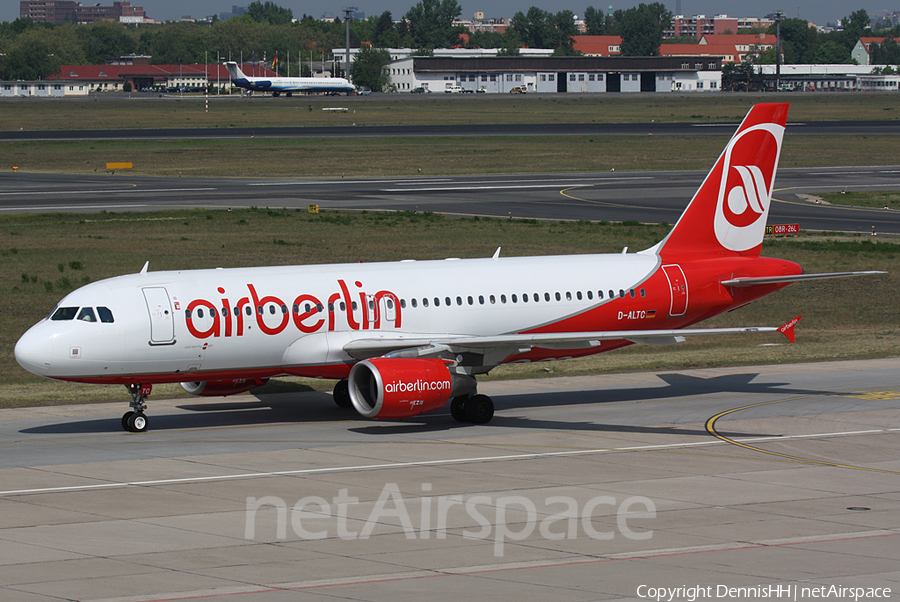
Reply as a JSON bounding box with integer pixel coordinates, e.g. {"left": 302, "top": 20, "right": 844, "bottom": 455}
{"left": 122, "top": 384, "right": 151, "bottom": 432}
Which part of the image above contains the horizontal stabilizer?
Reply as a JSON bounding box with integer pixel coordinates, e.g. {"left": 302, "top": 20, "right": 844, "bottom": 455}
{"left": 721, "top": 271, "right": 886, "bottom": 287}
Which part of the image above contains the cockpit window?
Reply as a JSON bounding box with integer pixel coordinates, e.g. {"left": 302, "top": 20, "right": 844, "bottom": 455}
{"left": 77, "top": 307, "right": 97, "bottom": 322}
{"left": 51, "top": 307, "right": 79, "bottom": 321}
{"left": 97, "top": 307, "right": 114, "bottom": 323}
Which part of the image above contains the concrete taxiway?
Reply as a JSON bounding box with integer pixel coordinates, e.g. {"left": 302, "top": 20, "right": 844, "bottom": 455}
{"left": 1, "top": 358, "right": 898, "bottom": 601}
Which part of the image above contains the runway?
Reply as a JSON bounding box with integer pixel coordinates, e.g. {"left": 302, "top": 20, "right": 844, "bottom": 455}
{"left": 1, "top": 358, "right": 898, "bottom": 601}
{"left": 3, "top": 120, "right": 900, "bottom": 142}
{"left": 2, "top": 165, "right": 900, "bottom": 235}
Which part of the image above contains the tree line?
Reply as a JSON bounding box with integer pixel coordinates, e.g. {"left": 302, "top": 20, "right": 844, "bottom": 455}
{"left": 1, "top": 0, "right": 896, "bottom": 87}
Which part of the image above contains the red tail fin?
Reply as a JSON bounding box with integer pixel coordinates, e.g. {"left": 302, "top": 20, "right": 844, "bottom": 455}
{"left": 658, "top": 103, "right": 788, "bottom": 259}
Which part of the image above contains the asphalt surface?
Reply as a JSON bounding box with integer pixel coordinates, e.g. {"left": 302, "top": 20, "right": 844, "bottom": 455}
{"left": 1, "top": 359, "right": 898, "bottom": 601}
{"left": 2, "top": 166, "right": 899, "bottom": 235}
{"left": 3, "top": 120, "right": 900, "bottom": 141}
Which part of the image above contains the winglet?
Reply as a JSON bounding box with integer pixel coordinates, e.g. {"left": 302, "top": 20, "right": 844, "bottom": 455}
{"left": 778, "top": 315, "right": 802, "bottom": 343}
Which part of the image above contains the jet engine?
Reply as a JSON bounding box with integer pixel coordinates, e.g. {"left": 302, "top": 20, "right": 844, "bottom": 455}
{"left": 348, "top": 358, "right": 474, "bottom": 419}
{"left": 180, "top": 378, "right": 269, "bottom": 397}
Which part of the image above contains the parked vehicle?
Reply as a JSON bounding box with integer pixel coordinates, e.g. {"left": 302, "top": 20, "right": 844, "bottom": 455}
{"left": 357, "top": 88, "right": 372, "bottom": 95}
{"left": 509, "top": 86, "right": 526, "bottom": 94}
{"left": 445, "top": 85, "right": 464, "bottom": 93}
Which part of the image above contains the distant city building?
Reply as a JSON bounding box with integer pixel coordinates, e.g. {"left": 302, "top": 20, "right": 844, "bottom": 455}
{"left": 219, "top": 5, "right": 247, "bottom": 21}
{"left": 19, "top": 0, "right": 149, "bottom": 24}
{"left": 852, "top": 37, "right": 900, "bottom": 66}
{"left": 573, "top": 34, "right": 773, "bottom": 64}
{"left": 665, "top": 14, "right": 775, "bottom": 39}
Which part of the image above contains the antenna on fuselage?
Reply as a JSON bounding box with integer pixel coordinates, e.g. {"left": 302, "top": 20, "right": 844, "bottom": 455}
{"left": 140, "top": 261, "right": 149, "bottom": 275}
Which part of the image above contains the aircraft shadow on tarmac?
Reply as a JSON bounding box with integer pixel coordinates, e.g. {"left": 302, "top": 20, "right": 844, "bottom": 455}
{"left": 20, "top": 372, "right": 835, "bottom": 437}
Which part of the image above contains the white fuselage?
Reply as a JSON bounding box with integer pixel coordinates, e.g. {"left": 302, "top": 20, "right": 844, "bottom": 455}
{"left": 15, "top": 252, "right": 662, "bottom": 384}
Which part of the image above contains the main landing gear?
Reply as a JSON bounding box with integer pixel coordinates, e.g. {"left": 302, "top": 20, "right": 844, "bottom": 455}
{"left": 450, "top": 394, "right": 494, "bottom": 424}
{"left": 332, "top": 379, "right": 352, "bottom": 408}
{"left": 122, "top": 384, "right": 151, "bottom": 432}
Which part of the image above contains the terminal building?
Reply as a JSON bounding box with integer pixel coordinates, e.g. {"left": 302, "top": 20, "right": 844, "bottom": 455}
{"left": 384, "top": 56, "right": 722, "bottom": 93}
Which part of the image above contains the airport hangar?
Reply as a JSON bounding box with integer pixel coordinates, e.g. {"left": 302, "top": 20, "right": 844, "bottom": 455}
{"left": 383, "top": 55, "right": 723, "bottom": 93}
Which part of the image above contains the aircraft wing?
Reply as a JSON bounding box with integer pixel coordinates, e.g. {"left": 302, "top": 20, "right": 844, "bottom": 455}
{"left": 721, "top": 271, "right": 885, "bottom": 287}
{"left": 342, "top": 324, "right": 790, "bottom": 362}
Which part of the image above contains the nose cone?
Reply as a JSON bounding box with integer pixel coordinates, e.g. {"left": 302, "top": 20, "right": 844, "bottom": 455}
{"left": 15, "top": 327, "right": 53, "bottom": 376}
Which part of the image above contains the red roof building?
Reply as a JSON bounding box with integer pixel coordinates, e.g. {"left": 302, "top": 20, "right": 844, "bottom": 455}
{"left": 572, "top": 36, "right": 622, "bottom": 56}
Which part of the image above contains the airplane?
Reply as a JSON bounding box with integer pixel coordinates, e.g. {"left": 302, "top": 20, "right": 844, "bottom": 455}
{"left": 223, "top": 61, "right": 355, "bottom": 97}
{"left": 15, "top": 103, "right": 883, "bottom": 433}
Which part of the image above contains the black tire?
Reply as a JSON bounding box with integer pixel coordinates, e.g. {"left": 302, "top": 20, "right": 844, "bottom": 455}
{"left": 127, "top": 412, "right": 149, "bottom": 433}
{"left": 121, "top": 411, "right": 134, "bottom": 431}
{"left": 450, "top": 396, "right": 468, "bottom": 422}
{"left": 333, "top": 379, "right": 352, "bottom": 408}
{"left": 464, "top": 394, "right": 494, "bottom": 424}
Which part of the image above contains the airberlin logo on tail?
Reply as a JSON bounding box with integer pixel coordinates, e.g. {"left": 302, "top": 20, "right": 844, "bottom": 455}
{"left": 714, "top": 123, "right": 784, "bottom": 252}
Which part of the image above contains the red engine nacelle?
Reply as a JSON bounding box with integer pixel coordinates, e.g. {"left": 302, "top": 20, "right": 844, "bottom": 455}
{"left": 180, "top": 378, "right": 269, "bottom": 397}
{"left": 348, "top": 358, "right": 459, "bottom": 419}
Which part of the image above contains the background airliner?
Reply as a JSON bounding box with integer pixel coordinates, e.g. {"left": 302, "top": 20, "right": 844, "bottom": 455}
{"left": 15, "top": 103, "right": 881, "bottom": 432}
{"left": 224, "top": 61, "right": 354, "bottom": 96}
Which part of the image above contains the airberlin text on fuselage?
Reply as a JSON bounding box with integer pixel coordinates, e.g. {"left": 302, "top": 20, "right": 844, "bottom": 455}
{"left": 184, "top": 279, "right": 401, "bottom": 339}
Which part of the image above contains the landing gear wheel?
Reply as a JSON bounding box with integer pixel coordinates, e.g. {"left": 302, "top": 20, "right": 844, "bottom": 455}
{"left": 124, "top": 384, "right": 151, "bottom": 432}
{"left": 333, "top": 379, "right": 352, "bottom": 408}
{"left": 464, "top": 394, "right": 494, "bottom": 424}
{"left": 126, "top": 412, "right": 149, "bottom": 433}
{"left": 450, "top": 396, "right": 469, "bottom": 422}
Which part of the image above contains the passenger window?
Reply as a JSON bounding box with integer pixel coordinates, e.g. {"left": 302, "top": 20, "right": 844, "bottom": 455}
{"left": 555, "top": 292, "right": 561, "bottom": 301}
{"left": 51, "top": 307, "right": 79, "bottom": 321}
{"left": 411, "top": 298, "right": 418, "bottom": 308}
{"left": 533, "top": 293, "right": 539, "bottom": 302}
{"left": 488, "top": 295, "right": 494, "bottom": 304}
{"left": 456, "top": 296, "right": 463, "bottom": 306}
{"left": 328, "top": 302, "right": 335, "bottom": 311}
{"left": 500, "top": 294, "right": 507, "bottom": 304}
{"left": 77, "top": 307, "right": 97, "bottom": 322}
{"left": 424, "top": 298, "right": 430, "bottom": 307}
{"left": 587, "top": 291, "right": 593, "bottom": 300}
{"left": 598, "top": 291, "right": 603, "bottom": 299}
{"left": 545, "top": 292, "right": 551, "bottom": 302}
{"left": 467, "top": 296, "right": 473, "bottom": 305}
{"left": 210, "top": 307, "right": 217, "bottom": 317}
{"left": 245, "top": 306, "right": 252, "bottom": 316}
{"left": 434, "top": 298, "right": 440, "bottom": 307}
{"left": 198, "top": 308, "right": 205, "bottom": 319}
{"left": 630, "top": 289, "right": 635, "bottom": 298}
{"left": 640, "top": 288, "right": 646, "bottom": 298}
{"left": 619, "top": 290, "right": 625, "bottom": 298}
{"left": 339, "top": 302, "right": 346, "bottom": 311}
{"left": 576, "top": 291, "right": 582, "bottom": 301}
{"left": 97, "top": 306, "right": 114, "bottom": 323}
{"left": 351, "top": 301, "right": 358, "bottom": 311}
{"left": 511, "top": 294, "right": 517, "bottom": 303}
{"left": 566, "top": 292, "right": 572, "bottom": 301}
{"left": 222, "top": 307, "right": 229, "bottom": 318}
{"left": 446, "top": 297, "right": 451, "bottom": 306}
{"left": 304, "top": 303, "right": 312, "bottom": 312}
{"left": 608, "top": 290, "right": 614, "bottom": 299}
